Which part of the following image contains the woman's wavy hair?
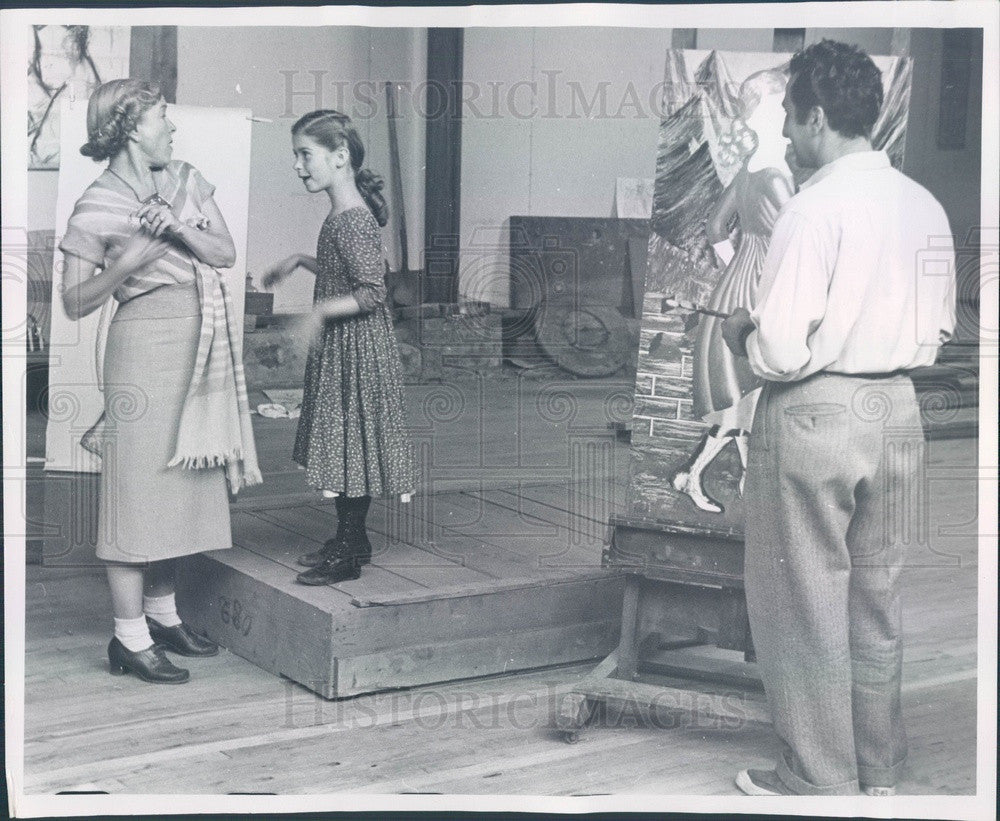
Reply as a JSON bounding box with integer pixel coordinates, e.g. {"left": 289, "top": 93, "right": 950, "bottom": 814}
{"left": 291, "top": 109, "right": 389, "bottom": 227}
{"left": 788, "top": 40, "right": 883, "bottom": 139}
{"left": 80, "top": 78, "right": 161, "bottom": 162}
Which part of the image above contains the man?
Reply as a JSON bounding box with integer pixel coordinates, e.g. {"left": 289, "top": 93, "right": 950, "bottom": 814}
{"left": 721, "top": 40, "right": 956, "bottom": 796}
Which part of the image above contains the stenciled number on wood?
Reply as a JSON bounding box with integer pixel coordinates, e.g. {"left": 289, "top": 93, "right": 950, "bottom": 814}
{"left": 219, "top": 595, "right": 253, "bottom": 636}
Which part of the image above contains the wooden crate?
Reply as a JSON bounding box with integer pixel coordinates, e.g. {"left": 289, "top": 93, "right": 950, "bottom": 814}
{"left": 394, "top": 310, "right": 503, "bottom": 381}
{"left": 242, "top": 321, "right": 309, "bottom": 392}
{"left": 175, "top": 507, "right": 624, "bottom": 700}
{"left": 37, "top": 470, "right": 101, "bottom": 568}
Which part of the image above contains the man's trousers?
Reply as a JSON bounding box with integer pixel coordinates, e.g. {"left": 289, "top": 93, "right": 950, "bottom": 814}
{"left": 744, "top": 372, "right": 924, "bottom": 795}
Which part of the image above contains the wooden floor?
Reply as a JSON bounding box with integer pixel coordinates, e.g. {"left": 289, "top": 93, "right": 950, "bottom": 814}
{"left": 20, "top": 374, "right": 980, "bottom": 795}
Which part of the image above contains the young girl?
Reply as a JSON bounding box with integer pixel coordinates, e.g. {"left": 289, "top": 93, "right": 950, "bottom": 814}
{"left": 264, "top": 110, "right": 415, "bottom": 585}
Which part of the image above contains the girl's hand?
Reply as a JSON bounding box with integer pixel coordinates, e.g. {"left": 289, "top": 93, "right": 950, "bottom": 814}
{"left": 262, "top": 255, "right": 300, "bottom": 289}
{"left": 135, "top": 201, "right": 183, "bottom": 238}
{"left": 302, "top": 308, "right": 328, "bottom": 344}
{"left": 290, "top": 308, "right": 327, "bottom": 356}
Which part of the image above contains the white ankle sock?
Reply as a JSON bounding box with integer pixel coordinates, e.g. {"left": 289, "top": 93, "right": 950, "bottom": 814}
{"left": 143, "top": 593, "right": 182, "bottom": 627}
{"left": 114, "top": 616, "right": 154, "bottom": 652}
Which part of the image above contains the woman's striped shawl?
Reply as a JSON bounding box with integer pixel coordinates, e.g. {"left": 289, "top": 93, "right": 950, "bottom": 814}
{"left": 61, "top": 161, "right": 261, "bottom": 492}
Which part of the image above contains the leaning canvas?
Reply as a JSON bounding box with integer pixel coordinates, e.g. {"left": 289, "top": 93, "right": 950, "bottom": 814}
{"left": 627, "top": 49, "right": 913, "bottom": 534}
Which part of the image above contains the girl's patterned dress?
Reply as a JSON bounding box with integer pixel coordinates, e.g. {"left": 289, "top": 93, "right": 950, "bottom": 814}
{"left": 293, "top": 205, "right": 415, "bottom": 498}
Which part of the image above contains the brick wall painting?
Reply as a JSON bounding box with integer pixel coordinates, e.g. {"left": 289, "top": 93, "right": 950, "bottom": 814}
{"left": 627, "top": 49, "right": 913, "bottom": 535}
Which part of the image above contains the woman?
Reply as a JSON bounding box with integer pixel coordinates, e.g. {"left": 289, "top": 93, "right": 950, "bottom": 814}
{"left": 673, "top": 70, "right": 794, "bottom": 513}
{"left": 60, "top": 79, "right": 260, "bottom": 684}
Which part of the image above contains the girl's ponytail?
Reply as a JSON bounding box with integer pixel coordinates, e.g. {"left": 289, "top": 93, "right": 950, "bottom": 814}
{"left": 355, "top": 168, "right": 389, "bottom": 227}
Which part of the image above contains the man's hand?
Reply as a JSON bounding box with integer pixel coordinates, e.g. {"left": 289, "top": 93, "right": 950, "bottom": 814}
{"left": 722, "top": 307, "right": 754, "bottom": 357}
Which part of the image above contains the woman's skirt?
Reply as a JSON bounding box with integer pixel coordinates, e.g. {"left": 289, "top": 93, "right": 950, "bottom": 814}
{"left": 691, "top": 232, "right": 768, "bottom": 423}
{"left": 96, "top": 282, "right": 232, "bottom": 564}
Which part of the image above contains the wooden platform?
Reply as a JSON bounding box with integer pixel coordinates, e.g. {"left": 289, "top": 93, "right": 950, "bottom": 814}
{"left": 171, "top": 374, "right": 634, "bottom": 699}
{"left": 20, "top": 376, "right": 982, "bottom": 796}
{"left": 177, "top": 497, "right": 624, "bottom": 699}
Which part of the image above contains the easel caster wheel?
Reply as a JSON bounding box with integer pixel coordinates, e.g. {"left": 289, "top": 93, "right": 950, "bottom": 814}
{"left": 562, "top": 730, "right": 581, "bottom": 744}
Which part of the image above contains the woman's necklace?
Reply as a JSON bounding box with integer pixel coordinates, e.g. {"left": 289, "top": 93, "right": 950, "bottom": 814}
{"left": 108, "top": 167, "right": 169, "bottom": 206}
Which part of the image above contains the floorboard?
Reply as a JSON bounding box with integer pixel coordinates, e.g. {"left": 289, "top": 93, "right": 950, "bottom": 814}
{"left": 20, "top": 378, "right": 981, "bottom": 797}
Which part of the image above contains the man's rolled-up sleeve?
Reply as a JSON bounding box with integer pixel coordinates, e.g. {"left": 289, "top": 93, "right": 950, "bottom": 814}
{"left": 746, "top": 210, "right": 832, "bottom": 382}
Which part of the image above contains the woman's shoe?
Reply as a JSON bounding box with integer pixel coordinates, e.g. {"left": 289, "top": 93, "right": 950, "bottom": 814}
{"left": 673, "top": 472, "right": 724, "bottom": 514}
{"left": 107, "top": 637, "right": 190, "bottom": 684}
{"left": 672, "top": 430, "right": 729, "bottom": 514}
{"left": 685, "top": 479, "right": 725, "bottom": 514}
{"left": 146, "top": 617, "right": 219, "bottom": 657}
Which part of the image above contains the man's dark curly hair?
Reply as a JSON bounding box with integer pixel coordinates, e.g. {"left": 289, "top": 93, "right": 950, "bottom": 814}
{"left": 788, "top": 40, "right": 883, "bottom": 139}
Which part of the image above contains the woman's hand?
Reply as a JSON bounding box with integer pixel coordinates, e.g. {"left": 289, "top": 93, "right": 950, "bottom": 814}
{"left": 135, "top": 201, "right": 183, "bottom": 238}
{"left": 262, "top": 255, "right": 302, "bottom": 289}
{"left": 61, "top": 231, "right": 171, "bottom": 320}
{"left": 115, "top": 229, "right": 172, "bottom": 278}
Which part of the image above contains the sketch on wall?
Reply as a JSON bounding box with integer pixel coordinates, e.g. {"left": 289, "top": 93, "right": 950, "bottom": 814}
{"left": 27, "top": 25, "right": 130, "bottom": 169}
{"left": 628, "top": 48, "right": 913, "bottom": 534}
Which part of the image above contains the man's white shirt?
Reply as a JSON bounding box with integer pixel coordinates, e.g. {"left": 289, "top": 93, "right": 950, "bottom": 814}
{"left": 746, "top": 150, "right": 957, "bottom": 382}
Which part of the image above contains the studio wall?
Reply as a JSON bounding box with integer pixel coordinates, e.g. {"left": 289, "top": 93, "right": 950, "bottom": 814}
{"left": 458, "top": 26, "right": 983, "bottom": 315}
{"left": 25, "top": 26, "right": 983, "bottom": 322}
{"left": 460, "top": 26, "right": 669, "bottom": 307}
{"left": 176, "top": 26, "right": 427, "bottom": 313}
{"left": 27, "top": 26, "right": 428, "bottom": 315}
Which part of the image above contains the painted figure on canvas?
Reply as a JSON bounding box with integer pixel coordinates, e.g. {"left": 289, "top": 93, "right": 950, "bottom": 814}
{"left": 672, "top": 70, "right": 793, "bottom": 513}
{"left": 629, "top": 47, "right": 913, "bottom": 532}
{"left": 28, "top": 25, "right": 130, "bottom": 168}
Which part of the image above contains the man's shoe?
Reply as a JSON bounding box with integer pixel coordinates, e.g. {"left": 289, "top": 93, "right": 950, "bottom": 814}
{"left": 862, "top": 784, "right": 897, "bottom": 796}
{"left": 107, "top": 637, "right": 190, "bottom": 684}
{"left": 736, "top": 768, "right": 794, "bottom": 796}
{"left": 146, "top": 617, "right": 219, "bottom": 657}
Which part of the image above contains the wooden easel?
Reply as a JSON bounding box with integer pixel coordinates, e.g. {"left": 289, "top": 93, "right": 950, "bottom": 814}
{"left": 556, "top": 516, "right": 769, "bottom": 742}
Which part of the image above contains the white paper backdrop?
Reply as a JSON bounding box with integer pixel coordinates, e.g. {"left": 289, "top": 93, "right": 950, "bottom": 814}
{"left": 45, "top": 98, "right": 253, "bottom": 472}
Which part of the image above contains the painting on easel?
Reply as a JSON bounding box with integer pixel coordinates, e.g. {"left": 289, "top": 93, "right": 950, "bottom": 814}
{"left": 627, "top": 48, "right": 913, "bottom": 534}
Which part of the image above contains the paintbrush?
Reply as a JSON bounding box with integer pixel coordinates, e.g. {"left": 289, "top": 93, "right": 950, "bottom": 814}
{"left": 660, "top": 295, "right": 731, "bottom": 319}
